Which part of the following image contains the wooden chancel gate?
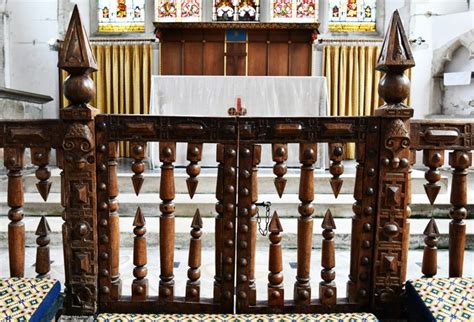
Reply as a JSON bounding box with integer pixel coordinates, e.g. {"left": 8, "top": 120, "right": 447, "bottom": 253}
{"left": 1, "top": 6, "right": 472, "bottom": 319}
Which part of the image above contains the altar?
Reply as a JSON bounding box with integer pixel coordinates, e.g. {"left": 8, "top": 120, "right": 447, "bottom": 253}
{"left": 149, "top": 76, "right": 329, "bottom": 168}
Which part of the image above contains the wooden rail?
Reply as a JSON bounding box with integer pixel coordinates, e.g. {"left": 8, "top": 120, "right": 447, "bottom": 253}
{"left": 0, "top": 6, "right": 472, "bottom": 320}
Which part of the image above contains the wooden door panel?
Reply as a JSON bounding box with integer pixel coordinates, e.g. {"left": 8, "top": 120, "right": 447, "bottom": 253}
{"left": 226, "top": 43, "right": 246, "bottom": 76}
{"left": 268, "top": 43, "right": 289, "bottom": 76}
{"left": 290, "top": 43, "right": 311, "bottom": 76}
{"left": 161, "top": 42, "right": 182, "bottom": 75}
{"left": 183, "top": 42, "right": 204, "bottom": 75}
{"left": 248, "top": 42, "right": 267, "bottom": 76}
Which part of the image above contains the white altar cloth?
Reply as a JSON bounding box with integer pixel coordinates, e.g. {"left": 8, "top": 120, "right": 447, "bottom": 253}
{"left": 149, "top": 76, "right": 329, "bottom": 168}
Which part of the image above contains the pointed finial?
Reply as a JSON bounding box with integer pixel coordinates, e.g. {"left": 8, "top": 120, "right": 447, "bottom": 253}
{"left": 36, "top": 181, "right": 52, "bottom": 202}
{"left": 269, "top": 211, "right": 283, "bottom": 233}
{"left": 133, "top": 207, "right": 146, "bottom": 227}
{"left": 274, "top": 178, "right": 287, "bottom": 198}
{"left": 186, "top": 178, "right": 198, "bottom": 199}
{"left": 330, "top": 178, "right": 343, "bottom": 199}
{"left": 191, "top": 209, "right": 203, "bottom": 229}
{"left": 132, "top": 176, "right": 144, "bottom": 196}
{"left": 424, "top": 184, "right": 441, "bottom": 205}
{"left": 423, "top": 218, "right": 439, "bottom": 238}
{"left": 322, "top": 209, "right": 336, "bottom": 230}
{"left": 35, "top": 216, "right": 51, "bottom": 236}
{"left": 59, "top": 5, "right": 97, "bottom": 74}
{"left": 376, "top": 10, "right": 415, "bottom": 73}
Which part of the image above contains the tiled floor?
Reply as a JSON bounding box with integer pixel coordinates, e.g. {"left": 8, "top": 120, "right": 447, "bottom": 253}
{"left": 1, "top": 246, "right": 472, "bottom": 302}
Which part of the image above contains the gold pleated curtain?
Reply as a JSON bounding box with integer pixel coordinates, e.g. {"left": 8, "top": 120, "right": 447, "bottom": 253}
{"left": 62, "top": 43, "right": 152, "bottom": 157}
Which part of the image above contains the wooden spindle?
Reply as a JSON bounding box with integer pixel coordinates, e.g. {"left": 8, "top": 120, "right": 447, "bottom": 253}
{"left": 272, "top": 143, "right": 288, "bottom": 198}
{"left": 329, "top": 143, "right": 344, "bottom": 198}
{"left": 186, "top": 209, "right": 203, "bottom": 302}
{"left": 294, "top": 143, "right": 317, "bottom": 305}
{"left": 131, "top": 141, "right": 146, "bottom": 196}
{"left": 213, "top": 144, "right": 224, "bottom": 303}
{"left": 423, "top": 149, "right": 444, "bottom": 205}
{"left": 35, "top": 216, "right": 51, "bottom": 278}
{"left": 448, "top": 150, "right": 472, "bottom": 277}
{"left": 132, "top": 207, "right": 148, "bottom": 301}
{"left": 31, "top": 147, "right": 52, "bottom": 201}
{"left": 186, "top": 143, "right": 203, "bottom": 199}
{"left": 5, "top": 147, "right": 25, "bottom": 277}
{"left": 422, "top": 218, "right": 439, "bottom": 278}
{"left": 108, "top": 141, "right": 121, "bottom": 299}
{"left": 319, "top": 209, "right": 337, "bottom": 305}
{"left": 159, "top": 142, "right": 176, "bottom": 301}
{"left": 268, "top": 211, "right": 284, "bottom": 307}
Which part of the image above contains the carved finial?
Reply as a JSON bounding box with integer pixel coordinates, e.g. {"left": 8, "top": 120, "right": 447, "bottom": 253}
{"left": 322, "top": 209, "right": 336, "bottom": 230}
{"left": 133, "top": 207, "right": 146, "bottom": 227}
{"left": 376, "top": 10, "right": 415, "bottom": 106}
{"left": 423, "top": 218, "right": 439, "bottom": 238}
{"left": 35, "top": 216, "right": 51, "bottom": 236}
{"left": 191, "top": 209, "right": 203, "bottom": 229}
{"left": 269, "top": 211, "right": 283, "bottom": 233}
{"left": 59, "top": 5, "right": 97, "bottom": 74}
{"left": 376, "top": 10, "right": 415, "bottom": 73}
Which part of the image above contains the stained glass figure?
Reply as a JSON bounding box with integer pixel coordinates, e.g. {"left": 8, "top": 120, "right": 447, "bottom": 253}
{"left": 98, "top": 0, "right": 145, "bottom": 33}
{"left": 271, "top": 0, "right": 317, "bottom": 22}
{"left": 212, "top": 0, "right": 259, "bottom": 22}
{"left": 155, "top": 0, "right": 202, "bottom": 22}
{"left": 328, "top": 0, "right": 376, "bottom": 32}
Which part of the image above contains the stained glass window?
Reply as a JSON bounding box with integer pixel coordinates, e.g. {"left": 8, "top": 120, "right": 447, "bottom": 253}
{"left": 271, "top": 0, "right": 318, "bottom": 22}
{"left": 328, "top": 0, "right": 376, "bottom": 32}
{"left": 98, "top": 0, "right": 145, "bottom": 33}
{"left": 212, "top": 1, "right": 260, "bottom": 22}
{"left": 155, "top": 0, "right": 202, "bottom": 22}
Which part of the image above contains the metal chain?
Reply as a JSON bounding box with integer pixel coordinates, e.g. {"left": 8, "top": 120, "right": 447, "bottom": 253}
{"left": 255, "top": 201, "right": 272, "bottom": 236}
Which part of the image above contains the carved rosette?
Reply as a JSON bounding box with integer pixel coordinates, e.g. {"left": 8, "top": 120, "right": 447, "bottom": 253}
{"left": 59, "top": 5, "right": 99, "bottom": 315}
{"left": 372, "top": 10, "right": 415, "bottom": 317}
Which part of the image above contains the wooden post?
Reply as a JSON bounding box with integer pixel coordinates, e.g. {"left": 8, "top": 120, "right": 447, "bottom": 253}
{"left": 132, "top": 207, "right": 148, "bottom": 301}
{"left": 422, "top": 218, "right": 439, "bottom": 278}
{"left": 319, "top": 209, "right": 336, "bottom": 305}
{"left": 372, "top": 10, "right": 415, "bottom": 317}
{"left": 268, "top": 211, "right": 284, "bottom": 307}
{"left": 108, "top": 141, "right": 121, "bottom": 299}
{"left": 213, "top": 144, "right": 224, "bottom": 303}
{"left": 186, "top": 143, "right": 203, "bottom": 199}
{"left": 294, "top": 143, "right": 317, "bottom": 306}
{"left": 423, "top": 150, "right": 444, "bottom": 205}
{"left": 272, "top": 143, "right": 288, "bottom": 198}
{"left": 448, "top": 150, "right": 471, "bottom": 277}
{"left": 31, "top": 147, "right": 52, "bottom": 201}
{"left": 35, "top": 216, "right": 51, "bottom": 278}
{"left": 328, "top": 143, "right": 344, "bottom": 198}
{"left": 159, "top": 142, "right": 176, "bottom": 301}
{"left": 4, "top": 147, "right": 25, "bottom": 277}
{"left": 58, "top": 5, "right": 99, "bottom": 314}
{"left": 186, "top": 209, "right": 203, "bottom": 302}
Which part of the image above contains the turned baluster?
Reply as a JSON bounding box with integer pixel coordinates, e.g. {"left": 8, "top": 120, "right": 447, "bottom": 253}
{"left": 272, "top": 143, "right": 288, "bottom": 198}
{"left": 320, "top": 209, "right": 337, "bottom": 305}
{"left": 329, "top": 143, "right": 344, "bottom": 198}
{"left": 448, "top": 150, "right": 472, "bottom": 277}
{"left": 422, "top": 218, "right": 439, "bottom": 278}
{"left": 268, "top": 211, "right": 284, "bottom": 307}
{"left": 159, "top": 142, "right": 176, "bottom": 300}
{"left": 213, "top": 144, "right": 224, "bottom": 303}
{"left": 5, "top": 147, "right": 25, "bottom": 277}
{"left": 131, "top": 141, "right": 146, "bottom": 195}
{"left": 35, "top": 216, "right": 51, "bottom": 278}
{"left": 186, "top": 209, "right": 203, "bottom": 302}
{"left": 132, "top": 207, "right": 148, "bottom": 301}
{"left": 108, "top": 141, "right": 121, "bottom": 299}
{"left": 31, "top": 147, "right": 52, "bottom": 201}
{"left": 423, "top": 149, "right": 444, "bottom": 205}
{"left": 186, "top": 143, "right": 203, "bottom": 199}
{"left": 294, "top": 143, "right": 317, "bottom": 305}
